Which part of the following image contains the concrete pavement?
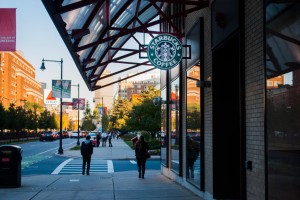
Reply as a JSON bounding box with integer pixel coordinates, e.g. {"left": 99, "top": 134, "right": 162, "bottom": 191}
{"left": 0, "top": 138, "right": 201, "bottom": 200}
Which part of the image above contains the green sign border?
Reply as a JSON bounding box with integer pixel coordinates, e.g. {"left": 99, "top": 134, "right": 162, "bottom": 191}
{"left": 147, "top": 34, "right": 182, "bottom": 70}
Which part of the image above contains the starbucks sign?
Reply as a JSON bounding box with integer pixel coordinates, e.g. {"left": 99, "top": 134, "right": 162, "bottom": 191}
{"left": 147, "top": 34, "right": 182, "bottom": 70}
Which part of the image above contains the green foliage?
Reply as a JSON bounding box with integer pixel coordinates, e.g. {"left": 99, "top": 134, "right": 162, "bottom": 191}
{"left": 109, "top": 97, "right": 132, "bottom": 131}
{"left": 69, "top": 145, "right": 81, "bottom": 150}
{"left": 147, "top": 140, "right": 161, "bottom": 150}
{"left": 81, "top": 101, "right": 96, "bottom": 131}
{"left": 0, "top": 103, "right": 6, "bottom": 132}
{"left": 126, "top": 97, "right": 161, "bottom": 135}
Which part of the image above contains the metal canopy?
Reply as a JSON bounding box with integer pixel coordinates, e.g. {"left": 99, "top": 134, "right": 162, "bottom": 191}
{"left": 42, "top": 0, "right": 209, "bottom": 91}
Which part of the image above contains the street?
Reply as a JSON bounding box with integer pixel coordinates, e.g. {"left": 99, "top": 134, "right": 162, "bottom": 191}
{"left": 10, "top": 139, "right": 160, "bottom": 176}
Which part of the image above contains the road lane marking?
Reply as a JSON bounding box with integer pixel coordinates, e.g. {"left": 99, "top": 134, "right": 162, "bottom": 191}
{"left": 35, "top": 142, "right": 77, "bottom": 156}
{"left": 51, "top": 158, "right": 73, "bottom": 174}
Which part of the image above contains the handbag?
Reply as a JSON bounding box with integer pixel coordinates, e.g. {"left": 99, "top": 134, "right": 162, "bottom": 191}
{"left": 146, "top": 150, "right": 151, "bottom": 159}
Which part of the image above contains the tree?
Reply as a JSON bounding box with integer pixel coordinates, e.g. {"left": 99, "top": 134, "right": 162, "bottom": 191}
{"left": 127, "top": 98, "right": 161, "bottom": 138}
{"left": 109, "top": 97, "right": 132, "bottom": 132}
{"left": 39, "top": 110, "right": 56, "bottom": 130}
{"left": 126, "top": 86, "right": 161, "bottom": 137}
{"left": 0, "top": 103, "right": 6, "bottom": 133}
{"left": 6, "top": 103, "right": 17, "bottom": 131}
{"left": 81, "top": 101, "right": 96, "bottom": 131}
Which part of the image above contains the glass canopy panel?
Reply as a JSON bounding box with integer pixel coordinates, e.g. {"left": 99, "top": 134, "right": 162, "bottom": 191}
{"left": 62, "top": 0, "right": 81, "bottom": 7}
{"left": 91, "top": 42, "right": 108, "bottom": 63}
{"left": 77, "top": 48, "right": 92, "bottom": 61}
{"left": 111, "top": 30, "right": 132, "bottom": 52}
{"left": 61, "top": 4, "right": 96, "bottom": 31}
{"left": 110, "top": 0, "right": 128, "bottom": 20}
{"left": 138, "top": 6, "right": 159, "bottom": 24}
{"left": 112, "top": 1, "right": 137, "bottom": 29}
{"left": 79, "top": 5, "right": 106, "bottom": 47}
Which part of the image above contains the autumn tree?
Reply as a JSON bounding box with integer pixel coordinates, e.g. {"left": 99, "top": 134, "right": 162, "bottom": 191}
{"left": 126, "top": 86, "right": 160, "bottom": 138}
{"left": 109, "top": 97, "right": 132, "bottom": 132}
{"left": 81, "top": 101, "right": 96, "bottom": 131}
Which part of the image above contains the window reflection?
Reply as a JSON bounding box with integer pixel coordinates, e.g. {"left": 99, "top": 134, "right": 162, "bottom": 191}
{"left": 161, "top": 88, "right": 167, "bottom": 166}
{"left": 186, "top": 66, "right": 201, "bottom": 187}
{"left": 266, "top": 2, "right": 300, "bottom": 200}
{"left": 171, "top": 78, "right": 180, "bottom": 173}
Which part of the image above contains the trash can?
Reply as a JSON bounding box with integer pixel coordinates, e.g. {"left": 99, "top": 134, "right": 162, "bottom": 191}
{"left": 131, "top": 136, "right": 138, "bottom": 147}
{"left": 0, "top": 145, "right": 22, "bottom": 187}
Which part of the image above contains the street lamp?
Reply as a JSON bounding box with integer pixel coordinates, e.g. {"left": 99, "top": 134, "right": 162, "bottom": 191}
{"left": 40, "top": 58, "right": 64, "bottom": 154}
{"left": 72, "top": 84, "right": 80, "bottom": 145}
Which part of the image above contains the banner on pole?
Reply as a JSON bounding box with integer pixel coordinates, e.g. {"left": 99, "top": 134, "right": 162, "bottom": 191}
{"left": 0, "top": 8, "right": 16, "bottom": 51}
{"left": 52, "top": 80, "right": 71, "bottom": 98}
{"left": 72, "top": 98, "right": 85, "bottom": 110}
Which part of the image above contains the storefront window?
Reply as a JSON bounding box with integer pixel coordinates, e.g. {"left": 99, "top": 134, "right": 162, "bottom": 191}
{"left": 161, "top": 88, "right": 167, "bottom": 166}
{"left": 186, "top": 65, "right": 201, "bottom": 187}
{"left": 170, "top": 78, "right": 180, "bottom": 173}
{"left": 266, "top": 3, "right": 300, "bottom": 199}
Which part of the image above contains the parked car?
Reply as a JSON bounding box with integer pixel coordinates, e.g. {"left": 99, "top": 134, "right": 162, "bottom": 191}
{"left": 88, "top": 132, "right": 98, "bottom": 146}
{"left": 71, "top": 131, "right": 81, "bottom": 138}
{"left": 62, "top": 131, "right": 69, "bottom": 138}
{"left": 52, "top": 132, "right": 60, "bottom": 140}
{"left": 40, "top": 131, "right": 55, "bottom": 141}
{"left": 81, "top": 131, "right": 88, "bottom": 138}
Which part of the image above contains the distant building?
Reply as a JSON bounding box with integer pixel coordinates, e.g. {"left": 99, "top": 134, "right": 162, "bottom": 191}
{"left": 118, "top": 73, "right": 160, "bottom": 101}
{"left": 0, "top": 51, "right": 43, "bottom": 108}
{"left": 94, "top": 70, "right": 115, "bottom": 110}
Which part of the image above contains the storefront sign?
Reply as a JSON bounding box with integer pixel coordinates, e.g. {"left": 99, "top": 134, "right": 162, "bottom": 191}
{"left": 147, "top": 34, "right": 182, "bottom": 70}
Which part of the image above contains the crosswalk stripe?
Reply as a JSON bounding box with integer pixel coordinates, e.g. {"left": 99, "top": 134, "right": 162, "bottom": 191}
{"left": 53, "top": 159, "right": 114, "bottom": 174}
{"left": 51, "top": 158, "right": 73, "bottom": 175}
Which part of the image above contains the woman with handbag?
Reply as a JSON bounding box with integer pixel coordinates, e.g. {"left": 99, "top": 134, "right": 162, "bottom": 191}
{"left": 135, "top": 135, "right": 150, "bottom": 179}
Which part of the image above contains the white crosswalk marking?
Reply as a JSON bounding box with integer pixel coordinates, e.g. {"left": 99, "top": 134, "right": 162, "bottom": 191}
{"left": 52, "top": 159, "right": 114, "bottom": 174}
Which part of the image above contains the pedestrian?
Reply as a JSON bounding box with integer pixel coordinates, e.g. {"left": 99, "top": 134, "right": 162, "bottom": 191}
{"left": 186, "top": 136, "right": 199, "bottom": 178}
{"left": 96, "top": 133, "right": 101, "bottom": 147}
{"left": 135, "top": 135, "right": 150, "bottom": 179}
{"left": 81, "top": 135, "right": 93, "bottom": 175}
{"left": 101, "top": 131, "right": 107, "bottom": 147}
{"left": 108, "top": 132, "right": 113, "bottom": 147}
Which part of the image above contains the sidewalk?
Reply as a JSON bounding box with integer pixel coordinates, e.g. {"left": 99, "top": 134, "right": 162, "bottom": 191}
{"left": 0, "top": 138, "right": 201, "bottom": 200}
{"left": 61, "top": 138, "right": 138, "bottom": 160}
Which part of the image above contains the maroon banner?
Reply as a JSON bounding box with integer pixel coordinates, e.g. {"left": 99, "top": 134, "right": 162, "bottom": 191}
{"left": 72, "top": 98, "right": 85, "bottom": 110}
{"left": 0, "top": 8, "right": 16, "bottom": 51}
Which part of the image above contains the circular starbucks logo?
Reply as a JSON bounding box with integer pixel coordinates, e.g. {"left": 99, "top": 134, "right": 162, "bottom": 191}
{"left": 147, "top": 34, "right": 182, "bottom": 70}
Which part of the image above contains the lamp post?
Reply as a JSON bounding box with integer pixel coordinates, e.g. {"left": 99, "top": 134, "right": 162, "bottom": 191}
{"left": 72, "top": 84, "right": 80, "bottom": 145}
{"left": 40, "top": 58, "right": 64, "bottom": 154}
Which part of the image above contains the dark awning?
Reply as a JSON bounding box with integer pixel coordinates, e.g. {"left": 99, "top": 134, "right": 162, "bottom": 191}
{"left": 42, "top": 0, "right": 208, "bottom": 91}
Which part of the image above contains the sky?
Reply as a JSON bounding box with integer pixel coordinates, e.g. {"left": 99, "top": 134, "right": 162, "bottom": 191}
{"left": 0, "top": 0, "right": 95, "bottom": 108}
{"left": 0, "top": 0, "right": 161, "bottom": 112}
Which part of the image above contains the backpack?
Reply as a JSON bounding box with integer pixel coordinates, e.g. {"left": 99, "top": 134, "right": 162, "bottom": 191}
{"left": 81, "top": 140, "right": 92, "bottom": 156}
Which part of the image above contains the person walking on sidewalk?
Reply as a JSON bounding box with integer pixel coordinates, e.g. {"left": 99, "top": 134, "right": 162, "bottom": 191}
{"left": 81, "top": 135, "right": 93, "bottom": 175}
{"left": 108, "top": 132, "right": 113, "bottom": 147}
{"left": 96, "top": 133, "right": 101, "bottom": 147}
{"left": 135, "top": 135, "right": 149, "bottom": 179}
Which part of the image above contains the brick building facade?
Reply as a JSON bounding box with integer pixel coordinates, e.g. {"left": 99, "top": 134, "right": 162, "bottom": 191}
{"left": 0, "top": 51, "right": 43, "bottom": 108}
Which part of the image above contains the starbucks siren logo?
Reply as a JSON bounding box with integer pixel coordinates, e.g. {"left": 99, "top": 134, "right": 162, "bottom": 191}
{"left": 147, "top": 34, "right": 182, "bottom": 70}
